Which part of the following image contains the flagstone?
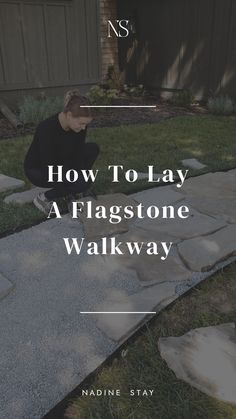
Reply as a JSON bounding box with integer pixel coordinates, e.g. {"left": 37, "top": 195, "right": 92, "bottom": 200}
{"left": 133, "top": 252, "right": 192, "bottom": 286}
{"left": 96, "top": 282, "right": 177, "bottom": 342}
{"left": 178, "top": 225, "right": 236, "bottom": 271}
{"left": 176, "top": 171, "right": 236, "bottom": 198}
{"left": 4, "top": 187, "right": 50, "bottom": 205}
{"left": 228, "top": 168, "right": 236, "bottom": 176}
{"left": 186, "top": 195, "right": 236, "bottom": 223}
{"left": 130, "top": 172, "right": 164, "bottom": 181}
{"left": 134, "top": 203, "right": 226, "bottom": 239}
{"left": 0, "top": 273, "right": 14, "bottom": 301}
{"left": 100, "top": 228, "right": 191, "bottom": 286}
{"left": 79, "top": 193, "right": 138, "bottom": 241}
{"left": 181, "top": 158, "right": 207, "bottom": 170}
{"left": 158, "top": 323, "right": 236, "bottom": 404}
{"left": 0, "top": 174, "right": 25, "bottom": 193}
{"left": 131, "top": 185, "right": 183, "bottom": 209}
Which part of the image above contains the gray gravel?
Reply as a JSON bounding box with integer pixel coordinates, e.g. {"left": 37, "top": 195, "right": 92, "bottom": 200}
{"left": 0, "top": 215, "right": 142, "bottom": 419}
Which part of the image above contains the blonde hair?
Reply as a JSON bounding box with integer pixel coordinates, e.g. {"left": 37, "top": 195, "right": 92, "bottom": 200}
{"left": 63, "top": 89, "right": 92, "bottom": 118}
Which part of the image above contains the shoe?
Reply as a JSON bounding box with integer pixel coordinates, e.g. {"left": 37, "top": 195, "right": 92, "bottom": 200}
{"left": 33, "top": 193, "right": 53, "bottom": 215}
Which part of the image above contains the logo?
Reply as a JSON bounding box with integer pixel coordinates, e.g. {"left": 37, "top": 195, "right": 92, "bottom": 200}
{"left": 107, "top": 20, "right": 130, "bottom": 38}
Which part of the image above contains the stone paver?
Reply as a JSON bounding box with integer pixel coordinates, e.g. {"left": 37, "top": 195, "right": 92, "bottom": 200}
{"left": 178, "top": 225, "right": 236, "bottom": 271}
{"left": 158, "top": 323, "right": 236, "bottom": 404}
{"left": 4, "top": 187, "right": 50, "bottom": 205}
{"left": 177, "top": 171, "right": 236, "bottom": 198}
{"left": 172, "top": 171, "right": 236, "bottom": 223}
{"left": 96, "top": 282, "right": 178, "bottom": 342}
{"left": 133, "top": 251, "right": 192, "bottom": 286}
{"left": 0, "top": 174, "right": 24, "bottom": 193}
{"left": 134, "top": 203, "right": 226, "bottom": 239}
{"left": 79, "top": 193, "right": 138, "bottom": 241}
{"left": 181, "top": 158, "right": 207, "bottom": 170}
{"left": 101, "top": 229, "right": 191, "bottom": 286}
{"left": 186, "top": 195, "right": 236, "bottom": 224}
{"left": 131, "top": 185, "right": 184, "bottom": 209}
{"left": 134, "top": 172, "right": 164, "bottom": 181}
{"left": 0, "top": 273, "right": 14, "bottom": 300}
{"left": 229, "top": 168, "right": 236, "bottom": 176}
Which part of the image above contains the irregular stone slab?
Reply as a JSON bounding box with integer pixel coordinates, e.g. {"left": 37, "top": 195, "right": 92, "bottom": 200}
{"left": 181, "top": 158, "right": 206, "bottom": 170}
{"left": 100, "top": 228, "right": 191, "bottom": 286}
{"left": 131, "top": 185, "right": 184, "bottom": 210}
{"left": 78, "top": 193, "right": 138, "bottom": 241}
{"left": 134, "top": 252, "right": 192, "bottom": 286}
{"left": 0, "top": 174, "right": 24, "bottom": 193}
{"left": 177, "top": 171, "right": 236, "bottom": 199}
{"left": 186, "top": 195, "right": 236, "bottom": 224}
{"left": 228, "top": 168, "right": 236, "bottom": 176}
{"left": 4, "top": 187, "right": 50, "bottom": 205}
{"left": 158, "top": 323, "right": 236, "bottom": 405}
{"left": 97, "top": 226, "right": 178, "bottom": 256}
{"left": 134, "top": 202, "right": 226, "bottom": 238}
{"left": 96, "top": 282, "right": 177, "bottom": 342}
{"left": 0, "top": 273, "right": 14, "bottom": 300}
{"left": 131, "top": 172, "right": 164, "bottom": 181}
{"left": 178, "top": 225, "right": 236, "bottom": 271}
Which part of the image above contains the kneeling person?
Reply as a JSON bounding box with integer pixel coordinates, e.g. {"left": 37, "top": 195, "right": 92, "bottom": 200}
{"left": 24, "top": 89, "right": 99, "bottom": 215}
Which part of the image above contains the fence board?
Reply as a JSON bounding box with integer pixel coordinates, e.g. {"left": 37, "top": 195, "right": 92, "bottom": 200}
{"left": 224, "top": 0, "right": 236, "bottom": 95}
{"left": 85, "top": 0, "right": 100, "bottom": 80}
{"left": 208, "top": 0, "right": 232, "bottom": 94}
{"left": 0, "top": 45, "right": 5, "bottom": 84}
{"left": 0, "top": 0, "right": 100, "bottom": 91}
{"left": 23, "top": 4, "right": 48, "bottom": 85}
{"left": 0, "top": 3, "right": 27, "bottom": 84}
{"left": 120, "top": 0, "right": 236, "bottom": 98}
{"left": 45, "top": 5, "right": 69, "bottom": 81}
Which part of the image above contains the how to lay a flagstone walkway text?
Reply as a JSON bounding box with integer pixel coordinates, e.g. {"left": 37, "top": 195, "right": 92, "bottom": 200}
{"left": 0, "top": 169, "right": 235, "bottom": 418}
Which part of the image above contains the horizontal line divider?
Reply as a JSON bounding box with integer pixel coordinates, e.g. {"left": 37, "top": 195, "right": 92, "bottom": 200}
{"left": 80, "top": 312, "right": 157, "bottom": 314}
{"left": 80, "top": 105, "right": 157, "bottom": 108}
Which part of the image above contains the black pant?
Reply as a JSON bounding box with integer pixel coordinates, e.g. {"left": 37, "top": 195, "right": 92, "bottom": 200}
{"left": 25, "top": 142, "right": 100, "bottom": 200}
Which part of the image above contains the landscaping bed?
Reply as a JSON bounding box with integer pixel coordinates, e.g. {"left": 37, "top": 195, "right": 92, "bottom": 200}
{"left": 0, "top": 97, "right": 207, "bottom": 140}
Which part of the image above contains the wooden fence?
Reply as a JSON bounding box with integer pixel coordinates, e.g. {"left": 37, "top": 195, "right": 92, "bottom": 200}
{"left": 118, "top": 0, "right": 236, "bottom": 98}
{"left": 0, "top": 0, "right": 101, "bottom": 93}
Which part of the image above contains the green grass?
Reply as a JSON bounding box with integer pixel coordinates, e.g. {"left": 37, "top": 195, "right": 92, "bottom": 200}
{"left": 66, "top": 262, "right": 236, "bottom": 419}
{"left": 0, "top": 115, "right": 236, "bottom": 235}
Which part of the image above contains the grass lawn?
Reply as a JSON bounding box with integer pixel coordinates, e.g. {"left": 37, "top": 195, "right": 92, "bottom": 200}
{"left": 0, "top": 115, "right": 236, "bottom": 236}
{"left": 66, "top": 262, "right": 236, "bottom": 419}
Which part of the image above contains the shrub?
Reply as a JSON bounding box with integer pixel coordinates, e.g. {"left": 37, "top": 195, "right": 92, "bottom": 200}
{"left": 170, "top": 90, "right": 194, "bottom": 108}
{"left": 106, "top": 65, "right": 125, "bottom": 91}
{"left": 18, "top": 94, "right": 63, "bottom": 125}
{"left": 207, "top": 95, "right": 234, "bottom": 115}
{"left": 123, "top": 84, "right": 146, "bottom": 97}
{"left": 88, "top": 85, "right": 118, "bottom": 106}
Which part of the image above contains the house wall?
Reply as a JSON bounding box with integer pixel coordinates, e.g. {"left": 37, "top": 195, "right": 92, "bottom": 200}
{"left": 100, "top": 0, "right": 119, "bottom": 80}
{"left": 118, "top": 0, "right": 236, "bottom": 99}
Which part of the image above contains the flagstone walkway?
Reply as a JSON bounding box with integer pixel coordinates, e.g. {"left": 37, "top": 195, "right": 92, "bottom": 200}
{"left": 0, "top": 170, "right": 235, "bottom": 418}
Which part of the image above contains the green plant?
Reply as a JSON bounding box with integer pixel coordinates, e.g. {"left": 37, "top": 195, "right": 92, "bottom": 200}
{"left": 87, "top": 85, "right": 118, "bottom": 106}
{"left": 207, "top": 95, "right": 234, "bottom": 115}
{"left": 106, "top": 65, "right": 125, "bottom": 91}
{"left": 170, "top": 90, "right": 194, "bottom": 107}
{"left": 124, "top": 83, "right": 146, "bottom": 97}
{"left": 18, "top": 94, "right": 63, "bottom": 125}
